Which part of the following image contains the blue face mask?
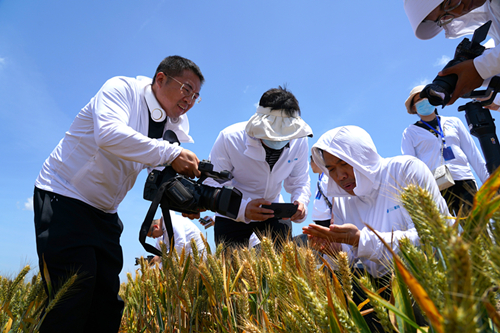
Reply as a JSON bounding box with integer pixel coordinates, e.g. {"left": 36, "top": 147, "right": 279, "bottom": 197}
{"left": 262, "top": 139, "right": 289, "bottom": 150}
{"left": 415, "top": 99, "right": 436, "bottom": 116}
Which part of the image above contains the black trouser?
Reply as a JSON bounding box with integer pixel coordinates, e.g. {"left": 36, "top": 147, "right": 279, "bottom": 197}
{"left": 34, "top": 187, "right": 124, "bottom": 333}
{"left": 214, "top": 216, "right": 291, "bottom": 248}
{"left": 441, "top": 179, "right": 477, "bottom": 216}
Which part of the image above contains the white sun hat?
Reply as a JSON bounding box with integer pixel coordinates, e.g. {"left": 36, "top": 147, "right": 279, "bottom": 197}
{"left": 405, "top": 85, "right": 426, "bottom": 114}
{"left": 404, "top": 0, "right": 444, "bottom": 40}
{"left": 245, "top": 106, "right": 313, "bottom": 141}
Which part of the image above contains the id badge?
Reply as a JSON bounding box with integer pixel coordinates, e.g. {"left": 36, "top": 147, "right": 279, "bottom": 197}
{"left": 443, "top": 146, "right": 455, "bottom": 161}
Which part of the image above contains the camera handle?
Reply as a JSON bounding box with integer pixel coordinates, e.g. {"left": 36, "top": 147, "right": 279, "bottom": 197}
{"left": 139, "top": 181, "right": 175, "bottom": 257}
{"left": 196, "top": 174, "right": 208, "bottom": 184}
{"left": 458, "top": 76, "right": 500, "bottom": 174}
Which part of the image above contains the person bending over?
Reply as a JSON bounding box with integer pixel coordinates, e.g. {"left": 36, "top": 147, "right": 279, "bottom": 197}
{"left": 205, "top": 86, "right": 313, "bottom": 248}
{"left": 303, "top": 125, "right": 449, "bottom": 332}
{"left": 34, "top": 55, "right": 204, "bottom": 333}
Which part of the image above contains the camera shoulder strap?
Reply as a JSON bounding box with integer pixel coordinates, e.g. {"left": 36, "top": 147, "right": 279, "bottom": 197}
{"left": 139, "top": 181, "right": 175, "bottom": 257}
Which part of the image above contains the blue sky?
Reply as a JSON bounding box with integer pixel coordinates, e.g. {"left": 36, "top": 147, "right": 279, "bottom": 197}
{"left": 0, "top": 0, "right": 487, "bottom": 280}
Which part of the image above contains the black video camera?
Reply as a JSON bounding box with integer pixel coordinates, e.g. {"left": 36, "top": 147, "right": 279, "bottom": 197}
{"left": 143, "top": 130, "right": 242, "bottom": 219}
{"left": 419, "top": 20, "right": 500, "bottom": 174}
{"left": 139, "top": 130, "right": 242, "bottom": 257}
{"left": 421, "top": 20, "right": 492, "bottom": 106}
{"left": 144, "top": 159, "right": 242, "bottom": 218}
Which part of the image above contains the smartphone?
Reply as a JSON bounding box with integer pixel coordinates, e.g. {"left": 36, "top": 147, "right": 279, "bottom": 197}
{"left": 199, "top": 217, "right": 211, "bottom": 226}
{"left": 261, "top": 203, "right": 298, "bottom": 219}
{"left": 199, "top": 217, "right": 214, "bottom": 228}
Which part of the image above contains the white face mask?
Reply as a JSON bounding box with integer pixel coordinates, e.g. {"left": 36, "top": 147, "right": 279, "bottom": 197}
{"left": 262, "top": 139, "right": 289, "bottom": 150}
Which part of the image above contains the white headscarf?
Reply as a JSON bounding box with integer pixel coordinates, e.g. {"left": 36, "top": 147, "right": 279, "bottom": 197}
{"left": 245, "top": 106, "right": 313, "bottom": 141}
{"left": 311, "top": 126, "right": 383, "bottom": 198}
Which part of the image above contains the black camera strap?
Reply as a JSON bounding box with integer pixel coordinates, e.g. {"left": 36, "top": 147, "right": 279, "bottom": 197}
{"left": 147, "top": 107, "right": 167, "bottom": 139}
{"left": 139, "top": 181, "right": 175, "bottom": 257}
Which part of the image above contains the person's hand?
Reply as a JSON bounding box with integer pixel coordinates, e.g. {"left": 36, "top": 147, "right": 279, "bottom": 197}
{"left": 302, "top": 223, "right": 331, "bottom": 240}
{"left": 182, "top": 211, "right": 204, "bottom": 220}
{"left": 439, "top": 59, "right": 483, "bottom": 105}
{"left": 200, "top": 216, "right": 215, "bottom": 229}
{"left": 485, "top": 102, "right": 500, "bottom": 111}
{"left": 302, "top": 223, "right": 360, "bottom": 247}
{"left": 475, "top": 94, "right": 500, "bottom": 110}
{"left": 151, "top": 256, "right": 161, "bottom": 265}
{"left": 171, "top": 149, "right": 201, "bottom": 178}
{"left": 287, "top": 201, "right": 305, "bottom": 222}
{"left": 328, "top": 224, "right": 361, "bottom": 246}
{"left": 308, "top": 235, "right": 342, "bottom": 255}
{"left": 245, "top": 198, "right": 274, "bottom": 221}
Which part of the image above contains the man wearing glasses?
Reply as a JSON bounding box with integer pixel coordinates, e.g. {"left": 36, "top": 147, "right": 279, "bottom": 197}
{"left": 33, "top": 55, "right": 204, "bottom": 332}
{"left": 404, "top": 0, "right": 500, "bottom": 107}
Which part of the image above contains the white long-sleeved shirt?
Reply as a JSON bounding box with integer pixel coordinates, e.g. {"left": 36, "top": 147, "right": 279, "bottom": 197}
{"left": 35, "top": 76, "right": 192, "bottom": 213}
{"left": 204, "top": 121, "right": 311, "bottom": 223}
{"left": 311, "top": 126, "right": 449, "bottom": 277}
{"left": 401, "top": 115, "right": 489, "bottom": 184}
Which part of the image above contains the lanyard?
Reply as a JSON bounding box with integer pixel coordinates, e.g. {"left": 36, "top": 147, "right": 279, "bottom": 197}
{"left": 316, "top": 173, "right": 333, "bottom": 211}
{"left": 421, "top": 116, "right": 446, "bottom": 144}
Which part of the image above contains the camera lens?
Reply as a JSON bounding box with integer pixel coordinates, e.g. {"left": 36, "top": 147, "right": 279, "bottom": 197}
{"left": 197, "top": 184, "right": 242, "bottom": 219}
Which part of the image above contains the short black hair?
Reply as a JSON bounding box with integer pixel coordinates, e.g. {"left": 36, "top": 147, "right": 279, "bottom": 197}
{"left": 259, "top": 85, "right": 300, "bottom": 117}
{"left": 152, "top": 55, "right": 205, "bottom": 85}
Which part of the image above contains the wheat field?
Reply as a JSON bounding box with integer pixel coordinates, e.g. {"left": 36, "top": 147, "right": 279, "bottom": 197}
{"left": 2, "top": 168, "right": 500, "bottom": 332}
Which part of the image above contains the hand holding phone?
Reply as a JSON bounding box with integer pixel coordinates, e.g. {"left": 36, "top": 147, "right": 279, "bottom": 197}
{"left": 261, "top": 203, "right": 298, "bottom": 219}
{"left": 199, "top": 216, "right": 215, "bottom": 229}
